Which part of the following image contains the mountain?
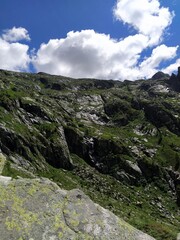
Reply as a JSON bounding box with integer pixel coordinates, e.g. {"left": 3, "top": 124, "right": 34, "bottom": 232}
{"left": 0, "top": 68, "right": 180, "bottom": 239}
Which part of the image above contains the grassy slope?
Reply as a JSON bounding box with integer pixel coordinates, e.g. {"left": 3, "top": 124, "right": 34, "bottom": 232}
{"left": 0, "top": 70, "right": 180, "bottom": 239}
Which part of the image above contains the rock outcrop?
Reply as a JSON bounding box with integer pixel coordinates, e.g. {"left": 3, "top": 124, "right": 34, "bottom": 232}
{"left": 0, "top": 176, "right": 155, "bottom": 240}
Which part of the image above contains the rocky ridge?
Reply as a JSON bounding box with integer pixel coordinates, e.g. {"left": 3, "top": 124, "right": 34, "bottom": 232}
{"left": 0, "top": 68, "right": 180, "bottom": 239}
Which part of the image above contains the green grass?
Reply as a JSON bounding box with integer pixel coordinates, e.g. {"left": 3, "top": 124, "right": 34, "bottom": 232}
{"left": 2, "top": 161, "right": 33, "bottom": 179}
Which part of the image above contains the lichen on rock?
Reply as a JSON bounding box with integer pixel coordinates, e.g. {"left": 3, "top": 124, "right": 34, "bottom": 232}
{"left": 0, "top": 152, "right": 6, "bottom": 174}
{"left": 0, "top": 177, "right": 155, "bottom": 240}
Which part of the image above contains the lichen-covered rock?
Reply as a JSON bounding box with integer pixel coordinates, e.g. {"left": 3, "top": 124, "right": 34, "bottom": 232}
{"left": 0, "top": 177, "right": 155, "bottom": 240}
{"left": 0, "top": 152, "right": 6, "bottom": 174}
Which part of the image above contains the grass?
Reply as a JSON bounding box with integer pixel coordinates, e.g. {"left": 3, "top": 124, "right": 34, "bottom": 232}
{"left": 2, "top": 161, "right": 33, "bottom": 179}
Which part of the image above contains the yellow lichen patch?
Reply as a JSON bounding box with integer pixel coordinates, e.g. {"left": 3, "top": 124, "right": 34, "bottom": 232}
{"left": 5, "top": 195, "right": 39, "bottom": 233}
{"left": 58, "top": 232, "right": 64, "bottom": 238}
{"left": 27, "top": 181, "right": 40, "bottom": 196}
{"left": 72, "top": 209, "right": 78, "bottom": 216}
{"left": 53, "top": 212, "right": 72, "bottom": 238}
{"left": 5, "top": 217, "right": 22, "bottom": 232}
{"left": 0, "top": 182, "right": 40, "bottom": 234}
{"left": 54, "top": 215, "right": 65, "bottom": 231}
{"left": 27, "top": 180, "right": 54, "bottom": 196}
{"left": 0, "top": 153, "right": 6, "bottom": 174}
{"left": 0, "top": 184, "right": 13, "bottom": 207}
{"left": 69, "top": 218, "right": 80, "bottom": 228}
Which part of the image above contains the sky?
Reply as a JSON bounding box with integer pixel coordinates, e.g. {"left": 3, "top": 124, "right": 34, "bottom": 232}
{"left": 0, "top": 0, "right": 180, "bottom": 80}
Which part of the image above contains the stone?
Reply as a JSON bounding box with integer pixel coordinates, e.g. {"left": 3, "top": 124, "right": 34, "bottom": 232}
{"left": 126, "top": 160, "right": 142, "bottom": 177}
{"left": 0, "top": 177, "right": 156, "bottom": 240}
{"left": 0, "top": 152, "right": 6, "bottom": 174}
{"left": 177, "top": 232, "right": 180, "bottom": 240}
{"left": 0, "top": 175, "right": 12, "bottom": 185}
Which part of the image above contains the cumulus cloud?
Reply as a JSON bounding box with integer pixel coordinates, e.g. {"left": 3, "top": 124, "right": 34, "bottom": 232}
{"left": 33, "top": 0, "right": 178, "bottom": 80}
{"left": 33, "top": 30, "right": 150, "bottom": 79}
{"left": 33, "top": 29, "right": 178, "bottom": 80}
{"left": 162, "top": 58, "right": 180, "bottom": 75}
{"left": 2, "top": 27, "right": 30, "bottom": 42}
{"left": 113, "top": 0, "right": 174, "bottom": 46}
{"left": 0, "top": 1, "right": 179, "bottom": 80}
{"left": 0, "top": 27, "right": 30, "bottom": 71}
{"left": 139, "top": 44, "right": 179, "bottom": 78}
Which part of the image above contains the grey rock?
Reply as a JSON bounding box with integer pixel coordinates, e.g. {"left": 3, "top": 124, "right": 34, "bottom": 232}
{"left": 177, "top": 232, "right": 180, "bottom": 240}
{"left": 126, "top": 160, "right": 142, "bottom": 176}
{"left": 0, "top": 152, "right": 6, "bottom": 174}
{"left": 0, "top": 177, "right": 156, "bottom": 240}
{"left": 114, "top": 170, "right": 137, "bottom": 185}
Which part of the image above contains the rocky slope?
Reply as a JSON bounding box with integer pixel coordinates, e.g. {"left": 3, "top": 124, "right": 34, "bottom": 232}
{"left": 0, "top": 176, "right": 155, "bottom": 240}
{"left": 0, "top": 68, "right": 180, "bottom": 239}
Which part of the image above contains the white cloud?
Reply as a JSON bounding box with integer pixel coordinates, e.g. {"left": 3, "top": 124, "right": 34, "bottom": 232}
{"left": 0, "top": 1, "right": 179, "bottom": 80}
{"left": 2, "top": 27, "right": 30, "bottom": 42}
{"left": 33, "top": 30, "right": 150, "bottom": 80}
{"left": 113, "top": 0, "right": 174, "bottom": 46}
{"left": 162, "top": 58, "right": 180, "bottom": 75}
{"left": 0, "top": 27, "right": 30, "bottom": 71}
{"left": 33, "top": 0, "right": 178, "bottom": 80}
{"left": 33, "top": 29, "right": 178, "bottom": 80}
{"left": 139, "top": 44, "right": 178, "bottom": 78}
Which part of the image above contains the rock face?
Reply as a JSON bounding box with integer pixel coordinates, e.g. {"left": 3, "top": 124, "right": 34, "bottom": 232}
{"left": 0, "top": 176, "right": 155, "bottom": 240}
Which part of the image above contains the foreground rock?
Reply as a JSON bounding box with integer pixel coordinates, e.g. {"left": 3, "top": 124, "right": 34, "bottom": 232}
{"left": 0, "top": 176, "right": 155, "bottom": 240}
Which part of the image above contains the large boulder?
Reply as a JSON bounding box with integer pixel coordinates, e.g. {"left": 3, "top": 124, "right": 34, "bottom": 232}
{"left": 0, "top": 176, "right": 155, "bottom": 240}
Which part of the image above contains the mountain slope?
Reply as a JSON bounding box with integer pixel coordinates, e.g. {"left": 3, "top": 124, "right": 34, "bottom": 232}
{"left": 0, "top": 68, "right": 180, "bottom": 239}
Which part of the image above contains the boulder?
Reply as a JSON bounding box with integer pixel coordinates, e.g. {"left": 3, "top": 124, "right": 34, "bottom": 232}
{"left": 0, "top": 177, "right": 156, "bottom": 240}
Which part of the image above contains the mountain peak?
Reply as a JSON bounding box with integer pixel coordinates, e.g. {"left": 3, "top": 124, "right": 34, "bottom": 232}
{"left": 151, "top": 71, "right": 169, "bottom": 80}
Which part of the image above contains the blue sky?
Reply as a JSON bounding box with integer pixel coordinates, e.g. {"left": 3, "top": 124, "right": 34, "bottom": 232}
{"left": 0, "top": 0, "right": 180, "bottom": 80}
